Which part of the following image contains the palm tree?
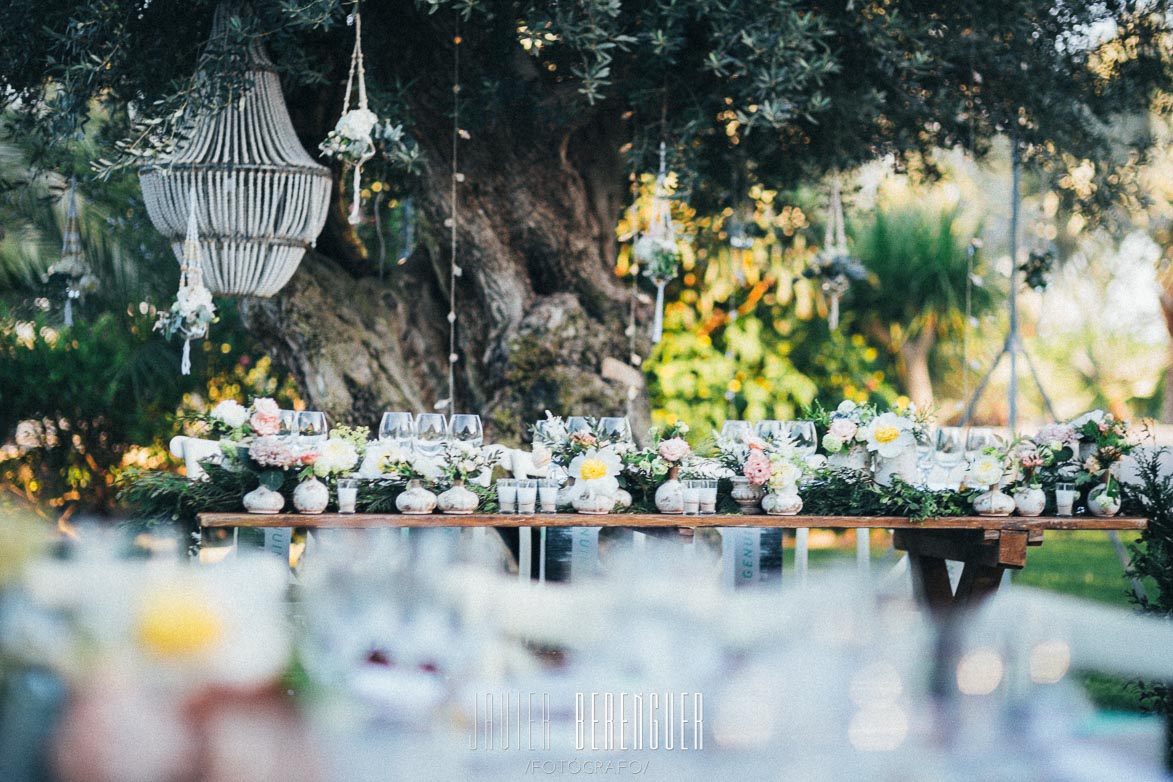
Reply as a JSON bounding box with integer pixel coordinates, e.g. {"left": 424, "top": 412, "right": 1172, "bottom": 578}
{"left": 849, "top": 203, "right": 997, "bottom": 410}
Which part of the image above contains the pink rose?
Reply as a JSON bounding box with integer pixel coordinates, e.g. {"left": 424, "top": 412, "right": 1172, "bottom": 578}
{"left": 250, "top": 411, "right": 280, "bottom": 436}
{"left": 829, "top": 417, "right": 858, "bottom": 441}
{"left": 657, "top": 437, "right": 691, "bottom": 463}
{"left": 743, "top": 450, "right": 772, "bottom": 486}
{"left": 252, "top": 397, "right": 280, "bottom": 416}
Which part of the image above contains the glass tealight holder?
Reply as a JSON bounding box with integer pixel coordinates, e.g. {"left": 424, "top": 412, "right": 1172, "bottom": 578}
{"left": 516, "top": 479, "right": 538, "bottom": 515}
{"left": 538, "top": 479, "right": 559, "bottom": 513}
{"left": 682, "top": 480, "right": 702, "bottom": 516}
{"left": 336, "top": 477, "right": 358, "bottom": 514}
{"left": 496, "top": 479, "right": 518, "bottom": 514}
{"left": 699, "top": 479, "right": 719, "bottom": 515}
{"left": 1054, "top": 482, "right": 1076, "bottom": 516}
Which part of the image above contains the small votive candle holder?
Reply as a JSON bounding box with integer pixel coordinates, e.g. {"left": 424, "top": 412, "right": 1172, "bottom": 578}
{"left": 682, "top": 480, "right": 702, "bottom": 516}
{"left": 1054, "top": 482, "right": 1076, "bottom": 516}
{"left": 538, "top": 479, "right": 559, "bottom": 513}
{"left": 496, "top": 479, "right": 518, "bottom": 514}
{"left": 516, "top": 479, "right": 538, "bottom": 514}
{"left": 337, "top": 477, "right": 358, "bottom": 514}
{"left": 699, "top": 479, "right": 718, "bottom": 515}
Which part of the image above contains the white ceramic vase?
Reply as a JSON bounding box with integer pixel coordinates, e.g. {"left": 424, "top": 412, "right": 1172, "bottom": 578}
{"left": 873, "top": 447, "right": 919, "bottom": 487}
{"left": 827, "top": 445, "right": 869, "bottom": 472}
{"left": 973, "top": 485, "right": 1015, "bottom": 516}
{"left": 573, "top": 486, "right": 616, "bottom": 515}
{"left": 1087, "top": 483, "right": 1121, "bottom": 517}
{"left": 1013, "top": 486, "right": 1046, "bottom": 517}
{"left": 613, "top": 488, "right": 633, "bottom": 512}
{"left": 556, "top": 477, "right": 581, "bottom": 508}
{"left": 438, "top": 480, "right": 479, "bottom": 514}
{"left": 730, "top": 476, "right": 765, "bottom": 515}
{"left": 243, "top": 484, "right": 285, "bottom": 515}
{"left": 762, "top": 488, "right": 803, "bottom": 516}
{"left": 397, "top": 479, "right": 438, "bottom": 515}
{"left": 655, "top": 467, "right": 685, "bottom": 515}
{"left": 293, "top": 477, "right": 330, "bottom": 514}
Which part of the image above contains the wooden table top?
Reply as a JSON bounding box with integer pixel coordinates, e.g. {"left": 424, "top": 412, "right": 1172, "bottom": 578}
{"left": 198, "top": 512, "right": 1148, "bottom": 531}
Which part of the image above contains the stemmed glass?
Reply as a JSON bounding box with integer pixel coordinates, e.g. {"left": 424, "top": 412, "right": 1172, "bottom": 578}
{"left": 448, "top": 414, "right": 484, "bottom": 447}
{"left": 298, "top": 411, "right": 328, "bottom": 447}
{"left": 966, "top": 427, "right": 1003, "bottom": 455}
{"left": 754, "top": 420, "right": 787, "bottom": 443}
{"left": 720, "top": 420, "right": 752, "bottom": 441}
{"left": 379, "top": 412, "right": 416, "bottom": 449}
{"left": 934, "top": 426, "right": 966, "bottom": 488}
{"left": 785, "top": 420, "right": 818, "bottom": 457}
{"left": 278, "top": 410, "right": 298, "bottom": 442}
{"left": 414, "top": 413, "right": 448, "bottom": 457}
{"left": 566, "top": 416, "right": 592, "bottom": 434}
{"left": 598, "top": 417, "right": 632, "bottom": 444}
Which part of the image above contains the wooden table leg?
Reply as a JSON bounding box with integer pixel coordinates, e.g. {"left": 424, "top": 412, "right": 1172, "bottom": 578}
{"left": 895, "top": 528, "right": 1029, "bottom": 615}
{"left": 908, "top": 553, "right": 955, "bottom": 614}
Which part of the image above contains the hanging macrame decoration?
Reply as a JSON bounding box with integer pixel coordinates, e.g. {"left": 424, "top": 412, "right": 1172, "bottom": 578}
{"left": 45, "top": 178, "right": 96, "bottom": 326}
{"left": 633, "top": 142, "right": 681, "bottom": 343}
{"left": 319, "top": 4, "right": 379, "bottom": 225}
{"left": 154, "top": 191, "right": 217, "bottom": 375}
{"left": 803, "top": 176, "right": 867, "bottom": 330}
{"left": 138, "top": 4, "right": 331, "bottom": 297}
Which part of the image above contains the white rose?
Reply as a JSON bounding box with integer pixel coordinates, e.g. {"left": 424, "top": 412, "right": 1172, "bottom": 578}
{"left": 828, "top": 417, "right": 858, "bottom": 441}
{"left": 836, "top": 400, "right": 857, "bottom": 415}
{"left": 210, "top": 400, "right": 248, "bottom": 429}
{"left": 822, "top": 433, "right": 844, "bottom": 454}
{"left": 336, "top": 108, "right": 378, "bottom": 141}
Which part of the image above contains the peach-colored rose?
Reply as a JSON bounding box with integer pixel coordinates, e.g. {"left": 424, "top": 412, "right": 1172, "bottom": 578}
{"left": 745, "top": 436, "right": 768, "bottom": 451}
{"left": 250, "top": 411, "right": 281, "bottom": 437}
{"left": 743, "top": 450, "right": 772, "bottom": 486}
{"left": 657, "top": 437, "right": 691, "bottom": 463}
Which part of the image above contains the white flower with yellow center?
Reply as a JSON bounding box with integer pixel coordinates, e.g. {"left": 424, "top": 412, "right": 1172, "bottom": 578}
{"left": 966, "top": 454, "right": 1005, "bottom": 488}
{"left": 568, "top": 447, "right": 621, "bottom": 496}
{"left": 862, "top": 412, "right": 916, "bottom": 458}
{"left": 313, "top": 437, "right": 359, "bottom": 478}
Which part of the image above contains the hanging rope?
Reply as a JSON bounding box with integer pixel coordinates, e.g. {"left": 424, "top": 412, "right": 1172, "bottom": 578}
{"left": 822, "top": 175, "right": 849, "bottom": 330}
{"left": 342, "top": 5, "right": 374, "bottom": 225}
{"left": 441, "top": 23, "right": 463, "bottom": 410}
{"left": 635, "top": 141, "right": 679, "bottom": 343}
{"left": 59, "top": 177, "right": 84, "bottom": 327}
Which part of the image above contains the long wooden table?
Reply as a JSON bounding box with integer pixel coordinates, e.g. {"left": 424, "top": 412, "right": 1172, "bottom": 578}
{"left": 199, "top": 512, "right": 1147, "bottom": 612}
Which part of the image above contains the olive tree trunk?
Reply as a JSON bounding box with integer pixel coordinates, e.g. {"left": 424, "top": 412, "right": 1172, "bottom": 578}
{"left": 239, "top": 112, "right": 651, "bottom": 444}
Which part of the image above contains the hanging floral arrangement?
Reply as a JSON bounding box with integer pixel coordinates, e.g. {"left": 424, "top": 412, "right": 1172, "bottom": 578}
{"left": 634, "top": 142, "right": 682, "bottom": 343}
{"left": 43, "top": 179, "right": 98, "bottom": 326}
{"left": 319, "top": 4, "right": 380, "bottom": 225}
{"left": 154, "top": 194, "right": 216, "bottom": 375}
{"left": 803, "top": 176, "right": 867, "bottom": 330}
{"left": 1019, "top": 249, "right": 1054, "bottom": 292}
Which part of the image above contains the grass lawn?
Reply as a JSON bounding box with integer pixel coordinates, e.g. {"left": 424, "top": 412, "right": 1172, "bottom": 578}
{"left": 793, "top": 529, "right": 1151, "bottom": 712}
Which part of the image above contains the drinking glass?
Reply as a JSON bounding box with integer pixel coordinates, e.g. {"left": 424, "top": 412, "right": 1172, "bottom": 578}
{"left": 448, "top": 414, "right": 484, "bottom": 447}
{"left": 414, "top": 413, "right": 448, "bottom": 457}
{"left": 336, "top": 478, "right": 358, "bottom": 514}
{"left": 699, "top": 479, "right": 719, "bottom": 514}
{"left": 537, "top": 479, "right": 559, "bottom": 513}
{"left": 278, "top": 410, "right": 298, "bottom": 441}
{"left": 682, "top": 481, "right": 701, "bottom": 516}
{"left": 598, "top": 417, "right": 632, "bottom": 443}
{"left": 515, "top": 479, "right": 538, "bottom": 514}
{"left": 566, "top": 416, "right": 592, "bottom": 434}
{"left": 754, "top": 420, "right": 787, "bottom": 442}
{"left": 966, "top": 427, "right": 1004, "bottom": 455}
{"left": 496, "top": 479, "right": 518, "bottom": 514}
{"left": 378, "top": 412, "right": 415, "bottom": 447}
{"left": 935, "top": 427, "right": 966, "bottom": 468}
{"left": 786, "top": 420, "right": 818, "bottom": 456}
{"left": 1054, "top": 482, "right": 1076, "bottom": 516}
{"left": 298, "top": 411, "right": 328, "bottom": 446}
{"left": 720, "top": 420, "right": 752, "bottom": 442}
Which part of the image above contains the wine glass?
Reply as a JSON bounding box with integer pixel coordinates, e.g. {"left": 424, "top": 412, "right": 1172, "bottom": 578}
{"left": 966, "top": 427, "right": 1004, "bottom": 455}
{"left": 278, "top": 410, "right": 298, "bottom": 442}
{"left": 414, "top": 413, "right": 448, "bottom": 457}
{"left": 598, "top": 417, "right": 632, "bottom": 443}
{"left": 298, "top": 411, "right": 328, "bottom": 446}
{"left": 448, "top": 414, "right": 484, "bottom": 447}
{"left": 934, "top": 426, "right": 966, "bottom": 489}
{"left": 785, "top": 420, "right": 818, "bottom": 456}
{"left": 754, "top": 420, "right": 787, "bottom": 442}
{"left": 566, "top": 416, "right": 592, "bottom": 434}
{"left": 720, "top": 420, "right": 751, "bottom": 442}
{"left": 379, "top": 412, "right": 415, "bottom": 448}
